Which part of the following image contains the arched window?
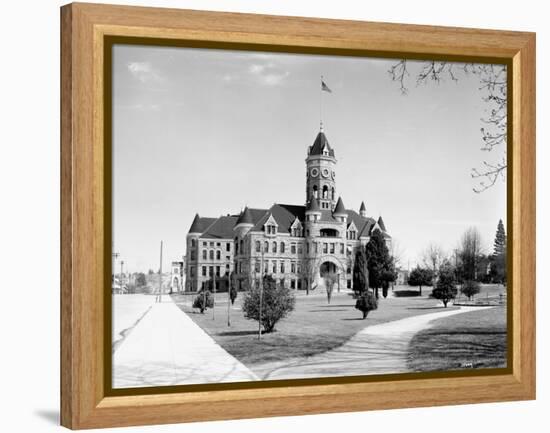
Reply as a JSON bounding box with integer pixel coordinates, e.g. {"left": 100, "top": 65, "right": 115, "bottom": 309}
{"left": 312, "top": 185, "right": 318, "bottom": 199}
{"left": 209, "top": 250, "right": 214, "bottom": 260}
{"left": 234, "top": 237, "right": 239, "bottom": 254}
{"left": 331, "top": 187, "right": 335, "bottom": 200}
{"left": 273, "top": 241, "right": 277, "bottom": 253}
{"left": 322, "top": 185, "right": 329, "bottom": 199}
{"left": 202, "top": 250, "right": 207, "bottom": 260}
{"left": 191, "top": 239, "right": 196, "bottom": 247}
{"left": 216, "top": 250, "right": 221, "bottom": 260}
{"left": 280, "top": 242, "right": 285, "bottom": 253}
{"left": 239, "top": 239, "right": 243, "bottom": 253}
{"left": 256, "top": 241, "right": 261, "bottom": 253}
{"left": 264, "top": 241, "right": 269, "bottom": 252}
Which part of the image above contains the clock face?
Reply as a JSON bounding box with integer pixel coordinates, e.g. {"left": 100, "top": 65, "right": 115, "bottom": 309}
{"left": 321, "top": 168, "right": 330, "bottom": 178}
{"left": 310, "top": 168, "right": 319, "bottom": 178}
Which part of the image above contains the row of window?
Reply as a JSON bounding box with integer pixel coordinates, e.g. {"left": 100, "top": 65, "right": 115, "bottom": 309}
{"left": 311, "top": 185, "right": 335, "bottom": 201}
{"left": 189, "top": 264, "right": 232, "bottom": 278}
{"left": 189, "top": 239, "right": 232, "bottom": 251}
{"left": 264, "top": 225, "right": 303, "bottom": 237}
{"left": 252, "top": 240, "right": 351, "bottom": 256}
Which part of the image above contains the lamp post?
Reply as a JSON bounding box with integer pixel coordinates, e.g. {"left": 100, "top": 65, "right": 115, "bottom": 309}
{"left": 227, "top": 269, "right": 231, "bottom": 327}
{"left": 120, "top": 260, "right": 124, "bottom": 292}
{"left": 212, "top": 270, "right": 216, "bottom": 320}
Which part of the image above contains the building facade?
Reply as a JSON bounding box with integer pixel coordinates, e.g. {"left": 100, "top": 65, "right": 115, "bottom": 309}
{"left": 184, "top": 127, "right": 391, "bottom": 292}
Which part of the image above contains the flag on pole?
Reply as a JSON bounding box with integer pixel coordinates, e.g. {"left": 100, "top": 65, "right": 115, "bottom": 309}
{"left": 321, "top": 79, "right": 332, "bottom": 93}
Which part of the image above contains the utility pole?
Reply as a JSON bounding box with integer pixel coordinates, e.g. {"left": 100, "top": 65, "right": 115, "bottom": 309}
{"left": 258, "top": 248, "right": 264, "bottom": 340}
{"left": 112, "top": 252, "right": 120, "bottom": 288}
{"left": 227, "top": 266, "right": 232, "bottom": 327}
{"left": 158, "top": 241, "right": 163, "bottom": 303}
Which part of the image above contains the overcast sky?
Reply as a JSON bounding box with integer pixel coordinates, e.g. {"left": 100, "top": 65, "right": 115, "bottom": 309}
{"left": 112, "top": 44, "right": 507, "bottom": 273}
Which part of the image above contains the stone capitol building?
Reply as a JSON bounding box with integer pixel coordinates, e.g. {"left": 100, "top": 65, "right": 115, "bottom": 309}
{"left": 184, "top": 126, "right": 390, "bottom": 293}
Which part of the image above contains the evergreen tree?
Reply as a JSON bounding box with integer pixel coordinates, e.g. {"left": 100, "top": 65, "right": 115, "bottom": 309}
{"left": 490, "top": 219, "right": 507, "bottom": 284}
{"left": 352, "top": 248, "right": 369, "bottom": 294}
{"left": 493, "top": 219, "right": 506, "bottom": 256}
{"left": 366, "top": 229, "right": 395, "bottom": 298}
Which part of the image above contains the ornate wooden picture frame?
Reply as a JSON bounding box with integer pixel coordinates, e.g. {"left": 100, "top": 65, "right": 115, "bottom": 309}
{"left": 60, "top": 2, "right": 535, "bottom": 429}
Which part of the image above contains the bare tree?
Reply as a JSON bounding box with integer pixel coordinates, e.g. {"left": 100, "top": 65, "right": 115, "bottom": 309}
{"left": 301, "top": 256, "right": 318, "bottom": 295}
{"left": 389, "top": 239, "right": 405, "bottom": 269}
{"left": 422, "top": 243, "right": 445, "bottom": 288}
{"left": 389, "top": 61, "right": 507, "bottom": 192}
{"left": 459, "top": 227, "right": 484, "bottom": 282}
{"left": 323, "top": 271, "right": 338, "bottom": 304}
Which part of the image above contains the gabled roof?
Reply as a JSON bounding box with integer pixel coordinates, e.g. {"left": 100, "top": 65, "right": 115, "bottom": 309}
{"left": 201, "top": 215, "right": 239, "bottom": 239}
{"left": 188, "top": 214, "right": 217, "bottom": 234}
{"left": 345, "top": 209, "right": 376, "bottom": 238}
{"left": 308, "top": 131, "right": 335, "bottom": 157}
{"left": 251, "top": 204, "right": 306, "bottom": 234}
{"left": 333, "top": 197, "right": 346, "bottom": 215}
{"left": 236, "top": 207, "right": 254, "bottom": 226}
{"left": 377, "top": 216, "right": 387, "bottom": 232}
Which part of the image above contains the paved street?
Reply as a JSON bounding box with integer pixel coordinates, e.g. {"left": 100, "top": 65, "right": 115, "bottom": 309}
{"left": 253, "top": 306, "right": 492, "bottom": 380}
{"left": 112, "top": 295, "right": 258, "bottom": 388}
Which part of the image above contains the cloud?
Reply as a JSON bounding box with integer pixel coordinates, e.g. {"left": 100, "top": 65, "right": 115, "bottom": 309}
{"left": 248, "top": 62, "right": 289, "bottom": 86}
{"left": 115, "top": 103, "right": 161, "bottom": 112}
{"left": 126, "top": 61, "right": 164, "bottom": 83}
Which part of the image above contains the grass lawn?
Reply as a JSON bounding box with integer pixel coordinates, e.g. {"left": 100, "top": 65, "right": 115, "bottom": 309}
{"left": 454, "top": 283, "right": 507, "bottom": 305}
{"left": 171, "top": 289, "right": 457, "bottom": 367}
{"left": 407, "top": 306, "right": 507, "bottom": 372}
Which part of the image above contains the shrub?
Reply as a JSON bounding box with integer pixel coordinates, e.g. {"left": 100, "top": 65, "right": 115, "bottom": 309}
{"left": 192, "top": 290, "right": 214, "bottom": 313}
{"left": 355, "top": 291, "right": 378, "bottom": 319}
{"left": 242, "top": 275, "right": 295, "bottom": 333}
{"left": 431, "top": 264, "right": 457, "bottom": 307}
{"left": 461, "top": 280, "right": 481, "bottom": 300}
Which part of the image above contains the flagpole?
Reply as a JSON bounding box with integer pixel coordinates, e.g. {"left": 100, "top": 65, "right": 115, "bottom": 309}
{"left": 320, "top": 75, "right": 323, "bottom": 130}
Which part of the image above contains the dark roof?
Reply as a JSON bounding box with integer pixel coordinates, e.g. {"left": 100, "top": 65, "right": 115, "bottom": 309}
{"left": 188, "top": 214, "right": 217, "bottom": 234}
{"left": 201, "top": 215, "right": 239, "bottom": 239}
{"left": 360, "top": 201, "right": 366, "bottom": 212}
{"left": 236, "top": 207, "right": 254, "bottom": 226}
{"left": 308, "top": 131, "right": 335, "bottom": 157}
{"left": 333, "top": 197, "right": 346, "bottom": 215}
{"left": 251, "top": 204, "right": 306, "bottom": 233}
{"left": 377, "top": 216, "right": 387, "bottom": 232}
{"left": 306, "top": 197, "right": 321, "bottom": 212}
{"left": 319, "top": 209, "right": 339, "bottom": 223}
{"left": 346, "top": 210, "right": 375, "bottom": 238}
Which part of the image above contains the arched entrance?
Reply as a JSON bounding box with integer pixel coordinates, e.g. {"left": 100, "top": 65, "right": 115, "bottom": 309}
{"left": 320, "top": 261, "right": 337, "bottom": 277}
{"left": 314, "top": 257, "right": 344, "bottom": 293}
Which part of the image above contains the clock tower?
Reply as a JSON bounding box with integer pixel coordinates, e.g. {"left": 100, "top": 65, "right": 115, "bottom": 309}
{"left": 305, "top": 125, "right": 337, "bottom": 210}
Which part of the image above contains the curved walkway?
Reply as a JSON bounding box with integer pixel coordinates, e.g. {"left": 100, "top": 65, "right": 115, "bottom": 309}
{"left": 113, "top": 295, "right": 258, "bottom": 388}
{"left": 254, "top": 306, "right": 492, "bottom": 380}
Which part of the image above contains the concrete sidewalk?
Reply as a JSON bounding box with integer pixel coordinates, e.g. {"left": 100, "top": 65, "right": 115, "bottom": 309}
{"left": 113, "top": 295, "right": 258, "bottom": 388}
{"left": 254, "top": 306, "right": 492, "bottom": 380}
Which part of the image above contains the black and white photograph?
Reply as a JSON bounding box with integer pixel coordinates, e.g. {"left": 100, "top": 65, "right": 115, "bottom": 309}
{"left": 111, "top": 44, "right": 508, "bottom": 389}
